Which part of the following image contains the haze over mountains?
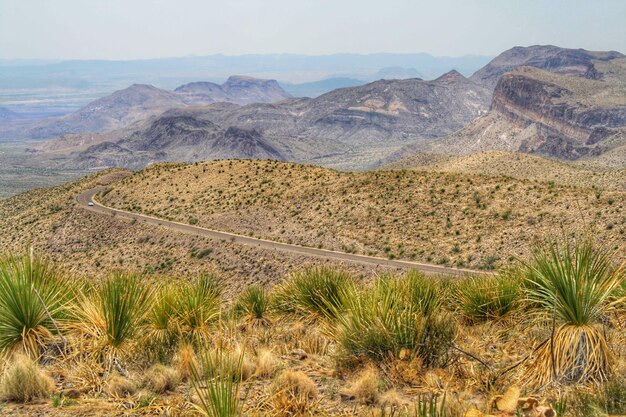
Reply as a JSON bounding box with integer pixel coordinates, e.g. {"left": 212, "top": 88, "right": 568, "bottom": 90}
{"left": 1, "top": 44, "right": 625, "bottom": 199}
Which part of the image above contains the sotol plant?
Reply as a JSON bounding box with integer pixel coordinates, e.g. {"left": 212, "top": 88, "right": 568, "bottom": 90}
{"left": 524, "top": 238, "right": 625, "bottom": 385}
{"left": 0, "top": 252, "right": 72, "bottom": 356}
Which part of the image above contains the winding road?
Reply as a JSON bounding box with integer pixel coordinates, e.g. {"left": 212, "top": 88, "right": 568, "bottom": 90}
{"left": 76, "top": 187, "right": 484, "bottom": 276}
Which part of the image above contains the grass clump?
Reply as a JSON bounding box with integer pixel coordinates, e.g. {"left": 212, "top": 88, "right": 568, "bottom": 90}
{"left": 454, "top": 272, "right": 522, "bottom": 323}
{"left": 524, "top": 237, "right": 625, "bottom": 385}
{"left": 274, "top": 266, "right": 354, "bottom": 320}
{"left": 0, "top": 355, "right": 54, "bottom": 402}
{"left": 0, "top": 252, "right": 72, "bottom": 356}
{"left": 190, "top": 344, "right": 245, "bottom": 417}
{"left": 234, "top": 284, "right": 271, "bottom": 325}
{"left": 144, "top": 364, "right": 180, "bottom": 393}
{"left": 329, "top": 276, "right": 455, "bottom": 364}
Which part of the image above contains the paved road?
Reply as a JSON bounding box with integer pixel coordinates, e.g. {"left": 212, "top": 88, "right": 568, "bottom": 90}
{"left": 76, "top": 187, "right": 485, "bottom": 276}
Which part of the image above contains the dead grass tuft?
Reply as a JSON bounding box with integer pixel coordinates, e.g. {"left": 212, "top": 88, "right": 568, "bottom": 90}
{"left": 0, "top": 355, "right": 55, "bottom": 402}
{"left": 144, "top": 364, "right": 179, "bottom": 393}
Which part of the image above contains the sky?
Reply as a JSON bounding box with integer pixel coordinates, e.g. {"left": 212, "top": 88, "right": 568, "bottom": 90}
{"left": 1, "top": 0, "right": 625, "bottom": 60}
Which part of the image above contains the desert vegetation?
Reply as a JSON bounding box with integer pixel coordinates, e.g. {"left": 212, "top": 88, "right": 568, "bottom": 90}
{"left": 0, "top": 236, "right": 625, "bottom": 416}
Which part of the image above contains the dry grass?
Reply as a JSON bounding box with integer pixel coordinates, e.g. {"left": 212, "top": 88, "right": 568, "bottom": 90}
{"left": 144, "top": 364, "right": 180, "bottom": 393}
{"left": 0, "top": 355, "right": 54, "bottom": 402}
{"left": 106, "top": 375, "right": 137, "bottom": 397}
{"left": 342, "top": 366, "right": 381, "bottom": 405}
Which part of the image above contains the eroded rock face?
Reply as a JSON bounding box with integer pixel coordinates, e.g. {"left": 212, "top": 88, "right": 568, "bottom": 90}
{"left": 490, "top": 68, "right": 626, "bottom": 159}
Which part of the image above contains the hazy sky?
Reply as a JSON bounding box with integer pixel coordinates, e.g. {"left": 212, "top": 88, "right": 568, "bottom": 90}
{"left": 1, "top": 0, "right": 625, "bottom": 60}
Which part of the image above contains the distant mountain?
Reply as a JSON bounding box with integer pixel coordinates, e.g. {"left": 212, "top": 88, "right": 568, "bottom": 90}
{"left": 470, "top": 45, "right": 624, "bottom": 89}
{"left": 281, "top": 77, "right": 365, "bottom": 98}
{"left": 0, "top": 107, "right": 22, "bottom": 120}
{"left": 390, "top": 58, "right": 626, "bottom": 167}
{"left": 2, "top": 76, "right": 293, "bottom": 140}
{"left": 38, "top": 71, "right": 491, "bottom": 170}
{"left": 175, "top": 75, "right": 291, "bottom": 105}
{"left": 18, "top": 84, "right": 187, "bottom": 140}
{"left": 367, "top": 66, "right": 423, "bottom": 81}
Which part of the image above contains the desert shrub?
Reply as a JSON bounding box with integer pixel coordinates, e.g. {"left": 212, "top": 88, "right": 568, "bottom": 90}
{"left": 0, "top": 252, "right": 73, "bottom": 356}
{"left": 0, "top": 355, "right": 54, "bottom": 402}
{"left": 454, "top": 272, "right": 522, "bottom": 323}
{"left": 73, "top": 272, "right": 154, "bottom": 362}
{"left": 524, "top": 237, "right": 625, "bottom": 385}
{"left": 329, "top": 277, "right": 455, "bottom": 363}
{"left": 190, "top": 344, "right": 245, "bottom": 417}
{"left": 174, "top": 274, "right": 222, "bottom": 343}
{"left": 273, "top": 266, "right": 354, "bottom": 320}
{"left": 235, "top": 285, "right": 271, "bottom": 324}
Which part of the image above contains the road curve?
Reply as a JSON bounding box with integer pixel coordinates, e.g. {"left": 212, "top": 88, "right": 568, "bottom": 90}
{"left": 76, "top": 187, "right": 486, "bottom": 276}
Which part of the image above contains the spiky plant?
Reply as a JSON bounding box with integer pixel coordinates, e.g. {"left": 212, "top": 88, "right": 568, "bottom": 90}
{"left": 455, "top": 272, "right": 522, "bottom": 323}
{"left": 329, "top": 277, "right": 454, "bottom": 363}
{"left": 400, "top": 271, "right": 443, "bottom": 316}
{"left": 234, "top": 285, "right": 271, "bottom": 326}
{"left": 190, "top": 343, "right": 245, "bottom": 417}
{"left": 273, "top": 266, "right": 354, "bottom": 320}
{"left": 0, "top": 252, "right": 72, "bottom": 357}
{"left": 73, "top": 272, "right": 153, "bottom": 365}
{"left": 524, "top": 238, "right": 625, "bottom": 385}
{"left": 174, "top": 274, "right": 222, "bottom": 343}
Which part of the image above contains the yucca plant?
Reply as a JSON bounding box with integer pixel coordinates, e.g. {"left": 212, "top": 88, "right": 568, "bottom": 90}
{"left": 414, "top": 393, "right": 447, "bottom": 417}
{"left": 455, "top": 272, "right": 522, "bottom": 323}
{"left": 273, "top": 266, "right": 354, "bottom": 320}
{"left": 175, "top": 274, "right": 222, "bottom": 343}
{"left": 524, "top": 238, "right": 625, "bottom": 385}
{"left": 234, "top": 285, "right": 271, "bottom": 326}
{"left": 143, "top": 283, "right": 179, "bottom": 361}
{"left": 0, "top": 252, "right": 73, "bottom": 357}
{"left": 190, "top": 343, "right": 245, "bottom": 417}
{"left": 73, "top": 272, "right": 153, "bottom": 366}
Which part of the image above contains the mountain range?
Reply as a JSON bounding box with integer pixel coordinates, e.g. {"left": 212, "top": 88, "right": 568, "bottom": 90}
{"left": 32, "top": 70, "right": 491, "bottom": 170}
{"left": 11, "top": 44, "right": 626, "bottom": 174}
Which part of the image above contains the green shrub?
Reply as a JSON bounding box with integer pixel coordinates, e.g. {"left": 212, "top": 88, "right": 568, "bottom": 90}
{"left": 273, "top": 267, "right": 354, "bottom": 320}
{"left": 174, "top": 274, "right": 222, "bottom": 343}
{"left": 454, "top": 273, "right": 521, "bottom": 323}
{"left": 329, "top": 277, "right": 455, "bottom": 363}
{"left": 74, "top": 272, "right": 153, "bottom": 360}
{"left": 0, "top": 252, "right": 72, "bottom": 356}
{"left": 235, "top": 285, "right": 270, "bottom": 323}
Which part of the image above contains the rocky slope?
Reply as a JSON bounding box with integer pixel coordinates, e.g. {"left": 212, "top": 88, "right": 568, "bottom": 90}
{"left": 37, "top": 72, "right": 491, "bottom": 170}
{"left": 175, "top": 75, "right": 292, "bottom": 105}
{"left": 470, "top": 45, "right": 624, "bottom": 89}
{"left": 392, "top": 58, "right": 626, "bottom": 166}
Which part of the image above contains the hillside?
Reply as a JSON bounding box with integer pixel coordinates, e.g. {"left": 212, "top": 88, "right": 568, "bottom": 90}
{"left": 35, "top": 72, "right": 491, "bottom": 170}
{"left": 470, "top": 44, "right": 624, "bottom": 89}
{"left": 384, "top": 150, "right": 626, "bottom": 191}
{"left": 95, "top": 160, "right": 626, "bottom": 271}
